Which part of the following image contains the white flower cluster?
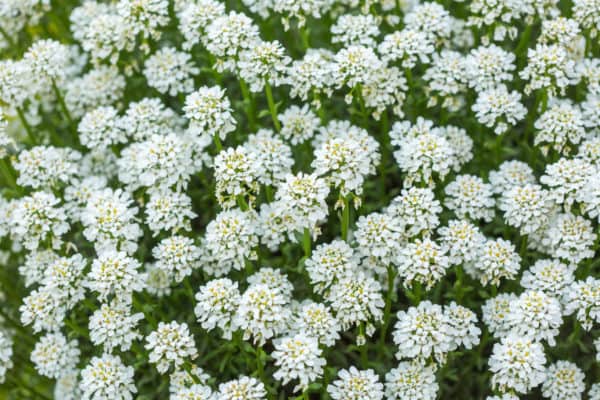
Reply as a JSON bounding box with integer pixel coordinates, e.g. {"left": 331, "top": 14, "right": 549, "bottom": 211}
{"left": 0, "top": 0, "right": 599, "bottom": 399}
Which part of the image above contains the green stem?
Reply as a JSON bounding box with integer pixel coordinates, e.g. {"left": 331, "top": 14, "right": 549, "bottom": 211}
{"left": 15, "top": 107, "right": 37, "bottom": 145}
{"left": 236, "top": 194, "right": 249, "bottom": 211}
{"left": 264, "top": 80, "right": 281, "bottom": 132}
{"left": 213, "top": 133, "right": 223, "bottom": 152}
{"left": 340, "top": 195, "right": 350, "bottom": 242}
{"left": 51, "top": 78, "right": 76, "bottom": 138}
{"left": 0, "top": 158, "right": 18, "bottom": 190}
{"left": 256, "top": 346, "right": 265, "bottom": 381}
{"left": 379, "top": 265, "right": 397, "bottom": 347}
{"left": 183, "top": 361, "right": 201, "bottom": 384}
{"left": 358, "top": 323, "right": 368, "bottom": 368}
{"left": 302, "top": 228, "right": 312, "bottom": 258}
{"left": 354, "top": 84, "right": 369, "bottom": 128}
{"left": 265, "top": 185, "right": 274, "bottom": 202}
{"left": 0, "top": 25, "right": 16, "bottom": 49}
{"left": 239, "top": 78, "right": 257, "bottom": 131}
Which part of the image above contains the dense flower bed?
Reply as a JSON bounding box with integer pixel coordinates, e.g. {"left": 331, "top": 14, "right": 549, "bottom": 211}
{"left": 0, "top": 0, "right": 599, "bottom": 399}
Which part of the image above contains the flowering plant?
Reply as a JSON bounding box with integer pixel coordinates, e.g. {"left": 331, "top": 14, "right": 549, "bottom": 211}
{"left": 0, "top": 0, "right": 599, "bottom": 399}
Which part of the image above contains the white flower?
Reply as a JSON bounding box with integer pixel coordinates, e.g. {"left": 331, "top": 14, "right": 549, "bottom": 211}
{"left": 89, "top": 299, "right": 144, "bottom": 352}
{"left": 354, "top": 212, "right": 404, "bottom": 268}
{"left": 540, "top": 17, "right": 581, "bottom": 46}
{"left": 580, "top": 174, "right": 600, "bottom": 221}
{"left": 393, "top": 301, "right": 453, "bottom": 364}
{"left": 119, "top": 97, "right": 181, "bottom": 141}
{"left": 145, "top": 263, "right": 172, "bottom": 297}
{"left": 24, "top": 39, "right": 69, "bottom": 81}
{"left": 573, "top": 0, "right": 600, "bottom": 36}
{"left": 145, "top": 188, "right": 197, "bottom": 235}
{"left": 247, "top": 267, "right": 294, "bottom": 300}
{"left": 386, "top": 187, "right": 442, "bottom": 238}
{"left": 203, "top": 11, "right": 260, "bottom": 72}
{"left": 238, "top": 40, "right": 291, "bottom": 92}
{"left": 42, "top": 254, "right": 87, "bottom": 309}
{"left": 520, "top": 259, "right": 575, "bottom": 298}
{"left": 272, "top": 333, "right": 326, "bottom": 392}
{"left": 153, "top": 235, "right": 201, "bottom": 283}
{"left": 519, "top": 44, "right": 580, "bottom": 96}
{"left": 326, "top": 272, "right": 384, "bottom": 336}
{"left": 563, "top": 277, "right": 600, "bottom": 330}
{"left": 464, "top": 44, "right": 516, "bottom": 91}
{"left": 542, "top": 361, "right": 586, "bottom": 400}
{"left": 214, "top": 146, "right": 262, "bottom": 209}
{"left": 177, "top": 0, "right": 226, "bottom": 50}
{"left": 390, "top": 119, "right": 455, "bottom": 186}
{"left": 286, "top": 49, "right": 335, "bottom": 101}
{"left": 305, "top": 240, "right": 357, "bottom": 295}
{"left": 87, "top": 250, "right": 145, "bottom": 302}
{"left": 19, "top": 250, "right": 59, "bottom": 286}
{"left": 203, "top": 209, "right": 258, "bottom": 276}
{"left": 333, "top": 45, "right": 383, "bottom": 92}
{"left": 78, "top": 106, "right": 126, "bottom": 150}
{"left": 489, "top": 160, "right": 536, "bottom": 194}
{"left": 499, "top": 184, "right": 555, "bottom": 235}
{"left": 482, "top": 293, "right": 519, "bottom": 339}
{"left": 422, "top": 50, "right": 468, "bottom": 110}
{"left": 169, "top": 365, "right": 210, "bottom": 394}
{"left": 470, "top": 238, "right": 521, "bottom": 286}
{"left": 184, "top": 85, "right": 236, "bottom": 143}
{"left": 11, "top": 191, "right": 69, "bottom": 251}
{"left": 331, "top": 14, "right": 380, "bottom": 47}
{"left": 327, "top": 367, "right": 384, "bottom": 400}
{"left": 444, "top": 302, "right": 481, "bottom": 349}
{"left": 218, "top": 376, "right": 267, "bottom": 400}
{"left": 14, "top": 145, "right": 80, "bottom": 189}
{"left": 145, "top": 321, "right": 198, "bottom": 374}
{"left": 541, "top": 158, "right": 596, "bottom": 208}
{"left": 542, "top": 213, "right": 595, "bottom": 265}
{"left": 403, "top": 2, "right": 451, "bottom": 41}
{"left": 289, "top": 301, "right": 341, "bottom": 347}
{"left": 472, "top": 84, "right": 527, "bottom": 134}
{"left": 65, "top": 65, "right": 126, "bottom": 118}
{"left": 54, "top": 369, "right": 81, "bottom": 400}
{"left": 312, "top": 126, "right": 380, "bottom": 197}
{"left": 0, "top": 331, "right": 12, "bottom": 383}
{"left": 143, "top": 47, "right": 198, "bottom": 96}
{"left": 384, "top": 360, "right": 439, "bottom": 400}
{"left": 245, "top": 129, "right": 294, "bottom": 186}
{"left": 171, "top": 384, "right": 214, "bottom": 400}
{"left": 81, "top": 188, "right": 142, "bottom": 255}
{"left": 31, "top": 332, "right": 79, "bottom": 379}
{"left": 80, "top": 354, "right": 137, "bottom": 400}
{"left": 379, "top": 29, "right": 435, "bottom": 68}
{"left": 535, "top": 100, "right": 586, "bottom": 154}
{"left": 506, "top": 290, "right": 563, "bottom": 345}
{"left": 274, "top": 172, "right": 330, "bottom": 237}
{"left": 118, "top": 133, "right": 196, "bottom": 191}
{"left": 235, "top": 283, "right": 291, "bottom": 345}
{"left": 489, "top": 334, "right": 547, "bottom": 394}
{"left": 117, "top": 0, "right": 169, "bottom": 43}
{"left": 438, "top": 219, "right": 485, "bottom": 266}
{"left": 194, "top": 278, "right": 240, "bottom": 339}
{"left": 591, "top": 384, "right": 600, "bottom": 400}
{"left": 444, "top": 175, "right": 495, "bottom": 222}
{"left": 20, "top": 288, "right": 66, "bottom": 333}
{"left": 396, "top": 238, "right": 451, "bottom": 290}
{"left": 278, "top": 104, "right": 320, "bottom": 145}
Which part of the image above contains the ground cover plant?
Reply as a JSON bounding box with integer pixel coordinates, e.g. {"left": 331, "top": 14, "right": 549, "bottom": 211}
{"left": 0, "top": 0, "right": 599, "bottom": 399}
